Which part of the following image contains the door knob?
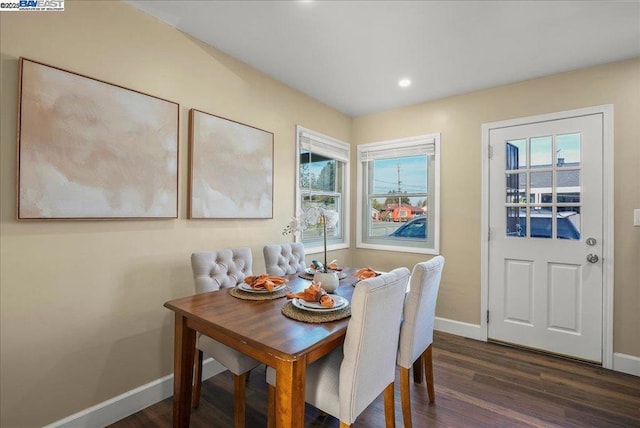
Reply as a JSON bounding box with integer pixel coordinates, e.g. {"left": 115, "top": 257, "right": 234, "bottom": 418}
{"left": 586, "top": 254, "right": 599, "bottom": 263}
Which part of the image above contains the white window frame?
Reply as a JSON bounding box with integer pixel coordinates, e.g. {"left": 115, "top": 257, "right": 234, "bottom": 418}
{"left": 295, "top": 125, "right": 350, "bottom": 255}
{"left": 356, "top": 133, "right": 440, "bottom": 255}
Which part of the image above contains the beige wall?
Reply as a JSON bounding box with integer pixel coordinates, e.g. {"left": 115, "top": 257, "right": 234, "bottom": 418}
{"left": 352, "top": 58, "right": 640, "bottom": 357}
{"left": 1, "top": 1, "right": 638, "bottom": 426}
{"left": 0, "top": 2, "right": 351, "bottom": 426}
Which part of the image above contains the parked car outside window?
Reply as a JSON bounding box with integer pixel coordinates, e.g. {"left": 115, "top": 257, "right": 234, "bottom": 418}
{"left": 509, "top": 209, "right": 580, "bottom": 240}
{"left": 389, "top": 216, "right": 427, "bottom": 239}
{"left": 390, "top": 210, "right": 580, "bottom": 241}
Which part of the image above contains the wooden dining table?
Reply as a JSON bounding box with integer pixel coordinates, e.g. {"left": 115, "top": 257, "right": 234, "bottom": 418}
{"left": 164, "top": 268, "right": 357, "bottom": 427}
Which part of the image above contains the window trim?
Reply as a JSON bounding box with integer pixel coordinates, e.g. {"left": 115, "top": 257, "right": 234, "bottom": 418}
{"left": 356, "top": 133, "right": 440, "bottom": 255}
{"left": 295, "top": 125, "right": 350, "bottom": 255}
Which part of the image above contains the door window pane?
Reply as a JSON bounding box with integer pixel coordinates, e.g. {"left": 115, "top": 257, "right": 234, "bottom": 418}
{"left": 530, "top": 136, "right": 553, "bottom": 168}
{"left": 556, "top": 133, "right": 581, "bottom": 167}
{"left": 506, "top": 139, "right": 527, "bottom": 170}
{"left": 556, "top": 170, "right": 581, "bottom": 203}
{"left": 557, "top": 207, "right": 581, "bottom": 240}
{"left": 506, "top": 207, "right": 526, "bottom": 237}
{"left": 530, "top": 171, "right": 552, "bottom": 204}
{"left": 530, "top": 207, "right": 552, "bottom": 239}
{"left": 505, "top": 172, "right": 527, "bottom": 203}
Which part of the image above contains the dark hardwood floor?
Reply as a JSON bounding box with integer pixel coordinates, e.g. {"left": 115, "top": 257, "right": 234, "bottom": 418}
{"left": 109, "top": 332, "right": 640, "bottom": 427}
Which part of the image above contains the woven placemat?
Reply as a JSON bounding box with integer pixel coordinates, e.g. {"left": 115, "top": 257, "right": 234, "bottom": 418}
{"left": 281, "top": 301, "right": 351, "bottom": 323}
{"left": 229, "top": 286, "right": 292, "bottom": 301}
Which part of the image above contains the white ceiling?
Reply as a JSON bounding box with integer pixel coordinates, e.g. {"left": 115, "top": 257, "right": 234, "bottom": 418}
{"left": 126, "top": 0, "right": 640, "bottom": 117}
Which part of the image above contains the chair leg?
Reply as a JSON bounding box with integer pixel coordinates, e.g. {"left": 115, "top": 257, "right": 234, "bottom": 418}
{"left": 233, "top": 372, "right": 248, "bottom": 428}
{"left": 383, "top": 382, "right": 396, "bottom": 428}
{"left": 399, "top": 366, "right": 412, "bottom": 428}
{"left": 423, "top": 344, "right": 435, "bottom": 402}
{"left": 267, "top": 384, "right": 276, "bottom": 428}
{"left": 412, "top": 353, "right": 424, "bottom": 384}
{"left": 339, "top": 422, "right": 351, "bottom": 428}
{"left": 192, "top": 350, "right": 203, "bottom": 408}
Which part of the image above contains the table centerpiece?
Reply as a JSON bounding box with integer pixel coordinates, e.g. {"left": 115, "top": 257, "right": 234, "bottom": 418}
{"left": 283, "top": 206, "right": 340, "bottom": 292}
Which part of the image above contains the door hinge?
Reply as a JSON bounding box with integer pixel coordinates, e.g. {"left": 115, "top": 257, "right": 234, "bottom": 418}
{"left": 486, "top": 310, "right": 490, "bottom": 324}
{"left": 488, "top": 227, "right": 491, "bottom": 241}
{"left": 488, "top": 145, "right": 493, "bottom": 159}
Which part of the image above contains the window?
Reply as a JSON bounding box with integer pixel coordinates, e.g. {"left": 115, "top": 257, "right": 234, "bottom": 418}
{"left": 296, "top": 126, "right": 350, "bottom": 253}
{"left": 357, "top": 134, "right": 440, "bottom": 254}
{"left": 504, "top": 133, "right": 582, "bottom": 240}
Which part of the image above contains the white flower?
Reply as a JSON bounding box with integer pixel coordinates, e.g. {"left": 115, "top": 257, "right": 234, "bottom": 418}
{"left": 282, "top": 212, "right": 307, "bottom": 235}
{"left": 282, "top": 207, "right": 339, "bottom": 272}
{"left": 303, "top": 207, "right": 338, "bottom": 228}
{"left": 282, "top": 207, "right": 340, "bottom": 272}
{"left": 320, "top": 208, "right": 339, "bottom": 228}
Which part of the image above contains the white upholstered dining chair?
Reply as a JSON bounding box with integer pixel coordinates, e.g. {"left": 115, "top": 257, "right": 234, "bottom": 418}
{"left": 266, "top": 267, "right": 411, "bottom": 428}
{"left": 190, "top": 247, "right": 261, "bottom": 428}
{"left": 397, "top": 256, "right": 445, "bottom": 428}
{"left": 263, "top": 242, "right": 306, "bottom": 276}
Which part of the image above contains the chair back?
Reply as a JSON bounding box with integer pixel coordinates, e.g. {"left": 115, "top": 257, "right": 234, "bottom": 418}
{"left": 339, "top": 267, "right": 410, "bottom": 423}
{"left": 263, "top": 243, "right": 306, "bottom": 276}
{"left": 190, "top": 248, "right": 253, "bottom": 294}
{"left": 397, "top": 256, "right": 445, "bottom": 369}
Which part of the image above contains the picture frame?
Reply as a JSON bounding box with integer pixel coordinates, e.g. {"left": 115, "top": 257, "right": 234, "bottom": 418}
{"left": 188, "top": 109, "right": 274, "bottom": 219}
{"left": 16, "top": 58, "right": 179, "bottom": 220}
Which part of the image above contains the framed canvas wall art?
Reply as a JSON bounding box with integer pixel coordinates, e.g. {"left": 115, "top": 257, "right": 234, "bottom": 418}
{"left": 188, "top": 109, "right": 274, "bottom": 219}
{"left": 16, "top": 58, "right": 179, "bottom": 220}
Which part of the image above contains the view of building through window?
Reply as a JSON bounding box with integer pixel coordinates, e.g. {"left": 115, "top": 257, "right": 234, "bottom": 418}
{"left": 368, "top": 155, "right": 428, "bottom": 237}
{"left": 358, "top": 133, "right": 440, "bottom": 254}
{"left": 505, "top": 133, "right": 582, "bottom": 240}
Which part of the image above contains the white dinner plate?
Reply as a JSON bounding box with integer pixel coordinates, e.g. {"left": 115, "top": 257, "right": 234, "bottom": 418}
{"left": 304, "top": 268, "right": 347, "bottom": 279}
{"left": 292, "top": 295, "right": 348, "bottom": 312}
{"left": 299, "top": 294, "right": 348, "bottom": 310}
{"left": 238, "top": 283, "right": 286, "bottom": 294}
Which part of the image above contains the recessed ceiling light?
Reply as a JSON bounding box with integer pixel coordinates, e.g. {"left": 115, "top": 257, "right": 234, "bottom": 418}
{"left": 398, "top": 78, "right": 411, "bottom": 88}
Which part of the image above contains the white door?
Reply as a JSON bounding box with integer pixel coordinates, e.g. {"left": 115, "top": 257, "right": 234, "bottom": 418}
{"left": 488, "top": 113, "right": 604, "bottom": 362}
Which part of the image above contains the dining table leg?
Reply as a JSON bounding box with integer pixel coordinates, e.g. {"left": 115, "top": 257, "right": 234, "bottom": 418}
{"left": 275, "top": 356, "right": 306, "bottom": 427}
{"left": 173, "top": 313, "right": 196, "bottom": 428}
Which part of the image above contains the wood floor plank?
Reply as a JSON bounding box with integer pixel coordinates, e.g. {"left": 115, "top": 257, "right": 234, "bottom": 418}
{"left": 436, "top": 368, "right": 569, "bottom": 424}
{"left": 108, "top": 332, "right": 640, "bottom": 427}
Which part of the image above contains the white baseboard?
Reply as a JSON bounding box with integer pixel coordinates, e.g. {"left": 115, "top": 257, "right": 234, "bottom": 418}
{"left": 435, "top": 316, "right": 485, "bottom": 341}
{"left": 613, "top": 352, "right": 640, "bottom": 377}
{"left": 44, "top": 358, "right": 226, "bottom": 428}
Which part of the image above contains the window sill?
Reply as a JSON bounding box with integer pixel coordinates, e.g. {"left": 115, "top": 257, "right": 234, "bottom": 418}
{"left": 356, "top": 242, "right": 439, "bottom": 255}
